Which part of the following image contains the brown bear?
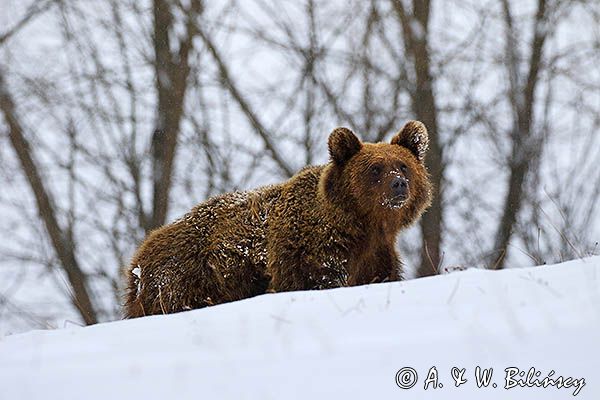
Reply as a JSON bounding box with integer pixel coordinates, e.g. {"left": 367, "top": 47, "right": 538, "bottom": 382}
{"left": 123, "top": 120, "right": 432, "bottom": 318}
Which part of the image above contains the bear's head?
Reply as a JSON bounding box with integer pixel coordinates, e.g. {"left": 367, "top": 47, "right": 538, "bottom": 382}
{"left": 322, "top": 120, "right": 432, "bottom": 228}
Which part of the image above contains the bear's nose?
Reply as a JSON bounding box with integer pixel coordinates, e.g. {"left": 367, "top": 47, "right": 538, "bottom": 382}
{"left": 390, "top": 176, "right": 408, "bottom": 198}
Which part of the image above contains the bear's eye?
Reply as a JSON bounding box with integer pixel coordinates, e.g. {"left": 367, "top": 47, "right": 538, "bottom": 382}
{"left": 400, "top": 164, "right": 408, "bottom": 174}
{"left": 370, "top": 165, "right": 382, "bottom": 176}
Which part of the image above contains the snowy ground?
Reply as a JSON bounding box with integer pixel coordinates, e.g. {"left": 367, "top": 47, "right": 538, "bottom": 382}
{"left": 1, "top": 257, "right": 599, "bottom": 399}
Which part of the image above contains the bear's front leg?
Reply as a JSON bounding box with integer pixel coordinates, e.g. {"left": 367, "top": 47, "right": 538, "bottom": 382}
{"left": 347, "top": 245, "right": 402, "bottom": 286}
{"left": 267, "top": 250, "right": 349, "bottom": 292}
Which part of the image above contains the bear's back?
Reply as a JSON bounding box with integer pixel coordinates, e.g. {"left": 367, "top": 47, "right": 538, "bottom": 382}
{"left": 124, "top": 184, "right": 283, "bottom": 317}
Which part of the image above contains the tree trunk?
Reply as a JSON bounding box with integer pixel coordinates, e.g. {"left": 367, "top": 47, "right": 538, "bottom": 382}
{"left": 0, "top": 70, "right": 97, "bottom": 325}
{"left": 392, "top": 0, "right": 443, "bottom": 276}
{"left": 147, "top": 0, "right": 202, "bottom": 232}
{"left": 490, "top": 0, "right": 548, "bottom": 269}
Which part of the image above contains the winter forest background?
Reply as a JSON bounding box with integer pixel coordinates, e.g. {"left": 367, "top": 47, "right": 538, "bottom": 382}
{"left": 0, "top": 0, "right": 598, "bottom": 334}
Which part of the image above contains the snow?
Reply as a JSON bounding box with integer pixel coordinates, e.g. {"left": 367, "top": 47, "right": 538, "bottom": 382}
{"left": 1, "top": 257, "right": 599, "bottom": 399}
{"left": 131, "top": 266, "right": 141, "bottom": 278}
{"left": 410, "top": 19, "right": 426, "bottom": 41}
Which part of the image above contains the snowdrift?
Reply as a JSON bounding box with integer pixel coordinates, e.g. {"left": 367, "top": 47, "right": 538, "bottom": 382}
{"left": 1, "top": 257, "right": 599, "bottom": 399}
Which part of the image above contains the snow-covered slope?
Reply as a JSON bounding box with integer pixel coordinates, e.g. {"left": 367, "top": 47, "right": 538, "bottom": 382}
{"left": 1, "top": 257, "right": 599, "bottom": 399}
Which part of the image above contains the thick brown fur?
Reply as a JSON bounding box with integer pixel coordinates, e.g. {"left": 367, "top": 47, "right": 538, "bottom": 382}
{"left": 123, "top": 121, "right": 432, "bottom": 318}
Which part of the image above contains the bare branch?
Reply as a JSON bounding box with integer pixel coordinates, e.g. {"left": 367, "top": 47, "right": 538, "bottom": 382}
{"left": 196, "top": 22, "right": 295, "bottom": 178}
{"left": 0, "top": 69, "right": 97, "bottom": 324}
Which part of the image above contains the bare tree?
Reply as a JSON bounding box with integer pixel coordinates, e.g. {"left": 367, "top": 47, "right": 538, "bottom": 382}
{"left": 391, "top": 0, "right": 443, "bottom": 277}
{"left": 0, "top": 70, "right": 97, "bottom": 324}
{"left": 488, "top": 0, "right": 550, "bottom": 269}
{"left": 148, "top": 0, "right": 204, "bottom": 231}
{"left": 486, "top": 0, "right": 600, "bottom": 268}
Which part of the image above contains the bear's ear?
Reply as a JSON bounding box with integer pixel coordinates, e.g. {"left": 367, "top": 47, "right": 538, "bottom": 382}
{"left": 391, "top": 120, "right": 429, "bottom": 162}
{"left": 328, "top": 127, "right": 362, "bottom": 165}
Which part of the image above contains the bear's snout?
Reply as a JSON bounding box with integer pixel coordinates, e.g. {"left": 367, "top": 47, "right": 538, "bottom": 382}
{"left": 390, "top": 176, "right": 409, "bottom": 200}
